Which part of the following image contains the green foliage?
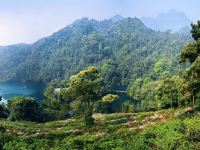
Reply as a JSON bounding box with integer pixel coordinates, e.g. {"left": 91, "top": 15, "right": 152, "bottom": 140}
{"left": 44, "top": 85, "right": 59, "bottom": 109}
{"left": 7, "top": 96, "right": 41, "bottom": 121}
{"left": 42, "top": 79, "right": 71, "bottom": 121}
{"left": 0, "top": 109, "right": 199, "bottom": 149}
{"left": 3, "top": 138, "right": 53, "bottom": 150}
{"left": 61, "top": 66, "right": 102, "bottom": 128}
{"left": 191, "top": 20, "right": 200, "bottom": 41}
{"left": 128, "top": 75, "right": 191, "bottom": 111}
{"left": 180, "top": 20, "right": 200, "bottom": 108}
{"left": 180, "top": 43, "right": 198, "bottom": 63}
{"left": 94, "top": 94, "right": 119, "bottom": 113}
{"left": 0, "top": 17, "right": 190, "bottom": 91}
{"left": 102, "top": 94, "right": 119, "bottom": 103}
{"left": 153, "top": 59, "right": 167, "bottom": 74}
{"left": 128, "top": 78, "right": 143, "bottom": 100}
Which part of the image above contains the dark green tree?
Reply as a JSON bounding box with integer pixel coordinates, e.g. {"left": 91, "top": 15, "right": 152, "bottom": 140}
{"left": 94, "top": 94, "right": 119, "bottom": 113}
{"left": 44, "top": 85, "right": 60, "bottom": 109}
{"left": 7, "top": 97, "right": 41, "bottom": 121}
{"left": 180, "top": 20, "right": 200, "bottom": 107}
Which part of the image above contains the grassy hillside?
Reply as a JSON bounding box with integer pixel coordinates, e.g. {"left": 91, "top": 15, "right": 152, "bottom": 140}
{"left": 0, "top": 108, "right": 199, "bottom": 150}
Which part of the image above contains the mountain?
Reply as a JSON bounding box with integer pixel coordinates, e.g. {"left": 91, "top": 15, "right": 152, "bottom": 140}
{"left": 109, "top": 15, "right": 124, "bottom": 22}
{"left": 176, "top": 26, "right": 191, "bottom": 35}
{"left": 0, "top": 17, "right": 191, "bottom": 89}
{"left": 141, "top": 9, "right": 191, "bottom": 32}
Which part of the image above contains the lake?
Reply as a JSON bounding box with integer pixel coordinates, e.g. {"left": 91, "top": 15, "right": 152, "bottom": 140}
{"left": 0, "top": 82, "right": 45, "bottom": 102}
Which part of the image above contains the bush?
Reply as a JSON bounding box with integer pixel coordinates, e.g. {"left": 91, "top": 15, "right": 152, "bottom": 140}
{"left": 179, "top": 107, "right": 195, "bottom": 119}
{"left": 94, "top": 94, "right": 119, "bottom": 113}
{"left": 93, "top": 101, "right": 113, "bottom": 113}
{"left": 7, "top": 96, "right": 42, "bottom": 122}
{"left": 3, "top": 138, "right": 52, "bottom": 150}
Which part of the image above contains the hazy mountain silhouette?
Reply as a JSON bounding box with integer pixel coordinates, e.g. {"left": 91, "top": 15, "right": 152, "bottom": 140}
{"left": 141, "top": 9, "right": 191, "bottom": 32}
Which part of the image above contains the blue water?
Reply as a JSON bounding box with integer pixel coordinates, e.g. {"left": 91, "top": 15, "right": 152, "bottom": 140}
{"left": 0, "top": 82, "right": 45, "bottom": 101}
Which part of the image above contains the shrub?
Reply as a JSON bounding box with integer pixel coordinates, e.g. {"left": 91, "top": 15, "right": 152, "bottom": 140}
{"left": 7, "top": 96, "right": 42, "bottom": 122}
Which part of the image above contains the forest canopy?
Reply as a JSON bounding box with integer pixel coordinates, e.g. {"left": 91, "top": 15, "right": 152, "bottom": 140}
{"left": 0, "top": 17, "right": 191, "bottom": 91}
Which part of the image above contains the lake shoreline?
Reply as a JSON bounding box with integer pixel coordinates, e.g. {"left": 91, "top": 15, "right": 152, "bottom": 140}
{"left": 0, "top": 82, "right": 45, "bottom": 101}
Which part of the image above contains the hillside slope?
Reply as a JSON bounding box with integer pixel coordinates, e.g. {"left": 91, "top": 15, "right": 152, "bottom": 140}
{"left": 0, "top": 109, "right": 199, "bottom": 149}
{"left": 0, "top": 17, "right": 191, "bottom": 89}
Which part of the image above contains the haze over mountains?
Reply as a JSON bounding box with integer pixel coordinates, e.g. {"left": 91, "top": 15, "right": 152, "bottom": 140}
{"left": 95, "top": 9, "right": 192, "bottom": 34}
{"left": 141, "top": 9, "right": 191, "bottom": 32}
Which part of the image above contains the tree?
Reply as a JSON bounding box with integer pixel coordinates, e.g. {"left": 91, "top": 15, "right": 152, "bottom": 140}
{"left": 128, "top": 78, "right": 143, "bottom": 100}
{"left": 191, "top": 20, "right": 200, "bottom": 41}
{"left": 129, "top": 74, "right": 190, "bottom": 111}
{"left": 44, "top": 85, "right": 60, "bottom": 109}
{"left": 102, "top": 94, "right": 119, "bottom": 103}
{"left": 94, "top": 94, "right": 119, "bottom": 113}
{"left": 180, "top": 20, "right": 200, "bottom": 107}
{"left": 7, "top": 97, "right": 41, "bottom": 121}
{"left": 62, "top": 66, "right": 101, "bottom": 128}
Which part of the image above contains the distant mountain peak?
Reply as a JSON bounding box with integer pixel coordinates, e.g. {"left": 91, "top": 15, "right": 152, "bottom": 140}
{"left": 69, "top": 17, "right": 90, "bottom": 26}
{"left": 109, "top": 15, "right": 124, "bottom": 22}
{"left": 121, "top": 17, "right": 145, "bottom": 26}
{"left": 141, "top": 10, "right": 191, "bottom": 32}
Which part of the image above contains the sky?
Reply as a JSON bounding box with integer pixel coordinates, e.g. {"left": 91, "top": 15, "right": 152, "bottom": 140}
{"left": 0, "top": 0, "right": 200, "bottom": 45}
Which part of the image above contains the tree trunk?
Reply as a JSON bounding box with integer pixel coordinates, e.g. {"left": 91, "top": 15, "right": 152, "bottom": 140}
{"left": 177, "top": 99, "right": 179, "bottom": 108}
{"left": 84, "top": 112, "right": 87, "bottom": 128}
{"left": 192, "top": 94, "right": 195, "bottom": 108}
{"left": 84, "top": 101, "right": 87, "bottom": 128}
{"left": 171, "top": 99, "right": 173, "bottom": 109}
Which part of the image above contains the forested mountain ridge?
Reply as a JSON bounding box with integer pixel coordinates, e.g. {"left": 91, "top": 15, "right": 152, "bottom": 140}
{"left": 0, "top": 17, "right": 191, "bottom": 90}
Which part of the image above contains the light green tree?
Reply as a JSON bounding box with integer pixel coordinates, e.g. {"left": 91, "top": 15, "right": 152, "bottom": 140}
{"left": 62, "top": 66, "right": 101, "bottom": 128}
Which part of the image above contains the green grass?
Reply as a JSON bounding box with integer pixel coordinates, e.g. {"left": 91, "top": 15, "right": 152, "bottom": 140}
{"left": 0, "top": 108, "right": 200, "bottom": 150}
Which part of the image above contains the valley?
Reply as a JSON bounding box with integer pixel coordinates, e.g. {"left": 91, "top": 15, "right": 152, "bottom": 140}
{"left": 0, "top": 1, "right": 200, "bottom": 149}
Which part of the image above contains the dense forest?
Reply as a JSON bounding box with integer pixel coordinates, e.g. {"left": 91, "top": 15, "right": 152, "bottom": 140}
{"left": 0, "top": 17, "right": 191, "bottom": 90}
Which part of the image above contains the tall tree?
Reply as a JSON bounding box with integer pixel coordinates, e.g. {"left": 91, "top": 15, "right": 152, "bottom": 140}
{"left": 62, "top": 66, "right": 101, "bottom": 128}
{"left": 180, "top": 20, "right": 200, "bottom": 107}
